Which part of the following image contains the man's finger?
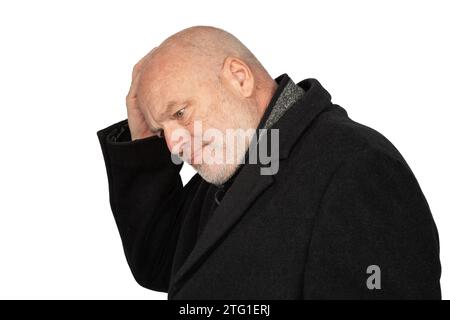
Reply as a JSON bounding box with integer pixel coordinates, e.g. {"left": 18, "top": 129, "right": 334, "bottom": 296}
{"left": 132, "top": 46, "right": 159, "bottom": 79}
{"left": 126, "top": 72, "right": 141, "bottom": 101}
{"left": 127, "top": 47, "right": 159, "bottom": 102}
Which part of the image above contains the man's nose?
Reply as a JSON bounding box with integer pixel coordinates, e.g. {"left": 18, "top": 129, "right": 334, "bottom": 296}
{"left": 164, "top": 125, "right": 190, "bottom": 156}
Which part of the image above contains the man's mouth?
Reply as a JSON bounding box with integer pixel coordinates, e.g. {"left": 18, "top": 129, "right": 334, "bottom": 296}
{"left": 178, "top": 137, "right": 215, "bottom": 165}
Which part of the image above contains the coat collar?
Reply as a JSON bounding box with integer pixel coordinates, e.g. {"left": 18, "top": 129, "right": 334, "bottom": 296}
{"left": 249, "top": 74, "right": 333, "bottom": 161}
{"left": 275, "top": 76, "right": 332, "bottom": 159}
{"left": 168, "top": 76, "right": 332, "bottom": 298}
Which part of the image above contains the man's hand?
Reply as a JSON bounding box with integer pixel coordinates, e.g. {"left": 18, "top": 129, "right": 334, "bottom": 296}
{"left": 126, "top": 48, "right": 158, "bottom": 140}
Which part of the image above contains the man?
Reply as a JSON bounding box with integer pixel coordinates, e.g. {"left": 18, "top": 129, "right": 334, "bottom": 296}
{"left": 97, "top": 26, "right": 441, "bottom": 299}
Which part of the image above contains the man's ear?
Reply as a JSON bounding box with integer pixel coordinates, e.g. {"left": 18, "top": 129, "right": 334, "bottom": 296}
{"left": 221, "top": 56, "right": 255, "bottom": 98}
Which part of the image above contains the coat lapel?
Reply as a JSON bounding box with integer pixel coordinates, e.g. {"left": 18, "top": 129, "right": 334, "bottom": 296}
{"left": 169, "top": 162, "right": 274, "bottom": 297}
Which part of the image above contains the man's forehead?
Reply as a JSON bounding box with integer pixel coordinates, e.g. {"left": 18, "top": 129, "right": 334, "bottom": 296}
{"left": 139, "top": 78, "right": 180, "bottom": 106}
{"left": 139, "top": 65, "right": 197, "bottom": 98}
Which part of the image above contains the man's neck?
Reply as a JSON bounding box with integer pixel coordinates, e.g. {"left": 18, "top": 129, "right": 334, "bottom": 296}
{"left": 255, "top": 80, "right": 279, "bottom": 125}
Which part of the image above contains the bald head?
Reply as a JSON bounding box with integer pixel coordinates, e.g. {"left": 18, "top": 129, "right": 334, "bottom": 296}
{"left": 140, "top": 26, "right": 272, "bottom": 89}
{"left": 162, "top": 26, "right": 264, "bottom": 69}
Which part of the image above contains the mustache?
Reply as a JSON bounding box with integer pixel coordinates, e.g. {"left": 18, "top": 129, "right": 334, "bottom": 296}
{"left": 175, "top": 137, "right": 215, "bottom": 162}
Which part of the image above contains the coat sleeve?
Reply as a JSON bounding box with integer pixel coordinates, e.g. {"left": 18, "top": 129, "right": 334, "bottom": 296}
{"left": 303, "top": 148, "right": 441, "bottom": 299}
{"left": 97, "top": 119, "right": 200, "bottom": 292}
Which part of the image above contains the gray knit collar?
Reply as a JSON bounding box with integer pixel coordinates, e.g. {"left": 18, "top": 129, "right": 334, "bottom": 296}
{"left": 261, "top": 73, "right": 305, "bottom": 129}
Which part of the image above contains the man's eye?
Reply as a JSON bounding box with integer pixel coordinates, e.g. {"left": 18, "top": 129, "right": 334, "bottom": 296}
{"left": 174, "top": 108, "right": 185, "bottom": 119}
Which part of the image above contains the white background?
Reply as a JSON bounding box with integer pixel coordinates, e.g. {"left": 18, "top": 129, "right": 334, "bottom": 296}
{"left": 0, "top": 0, "right": 448, "bottom": 299}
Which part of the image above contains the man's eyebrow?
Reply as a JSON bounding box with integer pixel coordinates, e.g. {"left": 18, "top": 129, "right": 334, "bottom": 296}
{"left": 149, "top": 99, "right": 189, "bottom": 127}
{"left": 164, "top": 100, "right": 181, "bottom": 114}
{"left": 162, "top": 100, "right": 187, "bottom": 117}
{"left": 166, "top": 100, "right": 179, "bottom": 108}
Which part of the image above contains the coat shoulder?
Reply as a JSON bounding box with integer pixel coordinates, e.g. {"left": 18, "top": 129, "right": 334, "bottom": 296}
{"left": 289, "top": 104, "right": 409, "bottom": 168}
